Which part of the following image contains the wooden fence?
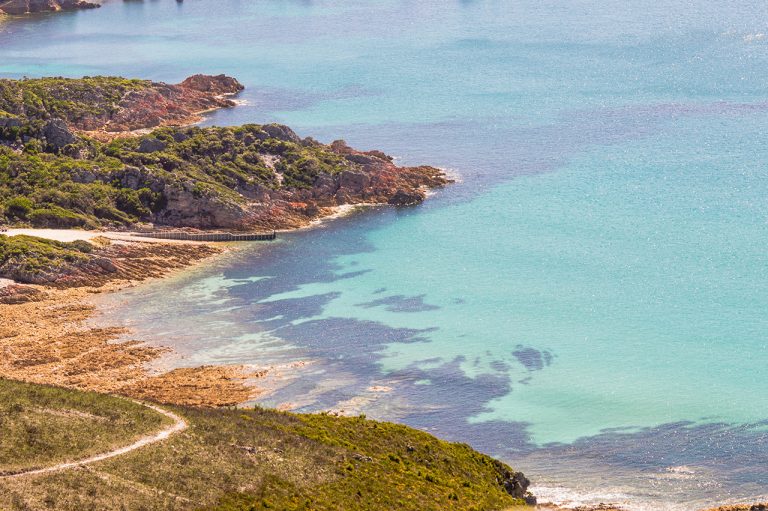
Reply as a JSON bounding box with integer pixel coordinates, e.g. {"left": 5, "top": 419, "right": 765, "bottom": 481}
{"left": 132, "top": 231, "right": 277, "bottom": 242}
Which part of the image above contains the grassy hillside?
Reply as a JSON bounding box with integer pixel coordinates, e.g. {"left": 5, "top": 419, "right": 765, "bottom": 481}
{"left": 0, "top": 379, "right": 171, "bottom": 475}
{"left": 0, "top": 379, "right": 531, "bottom": 511}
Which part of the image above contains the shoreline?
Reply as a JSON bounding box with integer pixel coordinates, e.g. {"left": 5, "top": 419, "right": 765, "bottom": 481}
{"left": 0, "top": 71, "right": 756, "bottom": 511}
{"left": 0, "top": 221, "right": 699, "bottom": 511}
{"left": 0, "top": 238, "right": 265, "bottom": 407}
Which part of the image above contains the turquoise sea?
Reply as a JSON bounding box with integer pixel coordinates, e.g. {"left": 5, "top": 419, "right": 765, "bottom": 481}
{"left": 3, "top": 1, "right": 768, "bottom": 508}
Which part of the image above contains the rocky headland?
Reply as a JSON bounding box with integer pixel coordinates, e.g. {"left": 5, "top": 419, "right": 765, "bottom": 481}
{"left": 0, "top": 0, "right": 99, "bottom": 15}
{"left": 0, "top": 74, "right": 450, "bottom": 233}
{"left": 0, "top": 74, "right": 243, "bottom": 136}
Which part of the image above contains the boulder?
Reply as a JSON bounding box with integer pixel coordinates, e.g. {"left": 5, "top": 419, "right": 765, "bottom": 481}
{"left": 155, "top": 182, "right": 249, "bottom": 228}
{"left": 137, "top": 137, "right": 167, "bottom": 153}
{"left": 498, "top": 468, "right": 535, "bottom": 504}
{"left": 387, "top": 189, "right": 425, "bottom": 206}
{"left": 0, "top": 117, "right": 23, "bottom": 129}
{"left": 262, "top": 124, "right": 301, "bottom": 144}
{"left": 312, "top": 173, "right": 338, "bottom": 198}
{"left": 179, "top": 74, "right": 244, "bottom": 95}
{"left": 338, "top": 171, "right": 370, "bottom": 194}
{"left": 42, "top": 119, "right": 76, "bottom": 151}
{"left": 330, "top": 139, "right": 353, "bottom": 154}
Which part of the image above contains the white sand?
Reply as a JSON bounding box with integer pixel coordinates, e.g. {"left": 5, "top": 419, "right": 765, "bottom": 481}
{"left": 4, "top": 229, "right": 104, "bottom": 242}
{"left": 3, "top": 229, "right": 202, "bottom": 245}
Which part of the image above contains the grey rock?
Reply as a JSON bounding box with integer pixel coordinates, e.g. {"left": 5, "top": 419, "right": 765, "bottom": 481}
{"left": 42, "top": 119, "right": 77, "bottom": 150}
{"left": 387, "top": 189, "right": 425, "bottom": 206}
{"left": 345, "top": 153, "right": 379, "bottom": 166}
{"left": 172, "top": 131, "right": 190, "bottom": 143}
{"left": 0, "top": 117, "right": 23, "bottom": 129}
{"left": 312, "top": 173, "right": 338, "bottom": 198}
{"left": 262, "top": 124, "right": 301, "bottom": 143}
{"left": 137, "top": 137, "right": 167, "bottom": 153}
{"left": 502, "top": 471, "right": 531, "bottom": 500}
{"left": 338, "top": 171, "right": 370, "bottom": 194}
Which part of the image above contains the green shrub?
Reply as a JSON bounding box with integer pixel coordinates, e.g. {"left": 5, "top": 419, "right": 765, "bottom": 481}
{"left": 5, "top": 197, "right": 34, "bottom": 219}
{"left": 28, "top": 206, "right": 89, "bottom": 228}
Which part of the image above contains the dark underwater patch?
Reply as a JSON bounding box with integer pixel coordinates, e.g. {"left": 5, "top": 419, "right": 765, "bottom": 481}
{"left": 512, "top": 345, "right": 554, "bottom": 371}
{"left": 355, "top": 294, "right": 440, "bottom": 313}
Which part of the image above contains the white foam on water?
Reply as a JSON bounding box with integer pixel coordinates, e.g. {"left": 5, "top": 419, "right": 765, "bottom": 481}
{"left": 530, "top": 483, "right": 693, "bottom": 511}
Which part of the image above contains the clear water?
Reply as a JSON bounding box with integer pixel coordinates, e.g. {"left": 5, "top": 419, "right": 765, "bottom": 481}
{"left": 3, "top": 1, "right": 768, "bottom": 508}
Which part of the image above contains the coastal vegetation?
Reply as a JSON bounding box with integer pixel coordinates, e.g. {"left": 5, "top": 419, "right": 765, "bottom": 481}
{"left": 0, "top": 378, "right": 532, "bottom": 511}
{"left": 0, "top": 379, "right": 171, "bottom": 475}
{"left": 0, "top": 76, "right": 151, "bottom": 126}
{"left": 0, "top": 235, "right": 97, "bottom": 282}
{"left": 0, "top": 75, "right": 447, "bottom": 231}
{"left": 0, "top": 123, "right": 353, "bottom": 229}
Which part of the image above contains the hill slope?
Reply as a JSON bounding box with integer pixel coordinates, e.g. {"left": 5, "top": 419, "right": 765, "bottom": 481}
{"left": 0, "top": 378, "right": 534, "bottom": 511}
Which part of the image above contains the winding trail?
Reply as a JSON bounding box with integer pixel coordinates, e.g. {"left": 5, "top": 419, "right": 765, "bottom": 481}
{"left": 1, "top": 401, "right": 187, "bottom": 479}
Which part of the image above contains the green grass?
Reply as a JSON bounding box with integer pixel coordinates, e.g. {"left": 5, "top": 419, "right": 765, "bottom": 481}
{"left": 0, "top": 379, "right": 172, "bottom": 474}
{"left": 0, "top": 381, "right": 528, "bottom": 511}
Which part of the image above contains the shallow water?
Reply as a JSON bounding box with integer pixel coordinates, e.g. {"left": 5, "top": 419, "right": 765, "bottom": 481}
{"left": 4, "top": 1, "right": 768, "bottom": 508}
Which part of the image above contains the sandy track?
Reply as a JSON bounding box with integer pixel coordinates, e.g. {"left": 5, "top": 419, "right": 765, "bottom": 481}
{"left": 0, "top": 401, "right": 187, "bottom": 479}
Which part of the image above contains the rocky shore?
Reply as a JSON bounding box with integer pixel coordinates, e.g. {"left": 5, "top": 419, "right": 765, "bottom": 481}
{"left": 0, "top": 0, "right": 99, "bottom": 15}
{"left": 1, "top": 70, "right": 759, "bottom": 511}
{"left": 0, "top": 237, "right": 263, "bottom": 407}
{"left": 0, "top": 72, "right": 453, "bottom": 412}
{"left": 704, "top": 505, "right": 768, "bottom": 511}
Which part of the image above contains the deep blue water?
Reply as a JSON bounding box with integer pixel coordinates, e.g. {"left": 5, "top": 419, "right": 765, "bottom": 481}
{"left": 3, "top": 1, "right": 768, "bottom": 508}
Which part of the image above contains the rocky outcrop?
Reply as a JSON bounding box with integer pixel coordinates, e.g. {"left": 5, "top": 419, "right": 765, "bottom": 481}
{"left": 0, "top": 0, "right": 99, "bottom": 15}
{"left": 73, "top": 125, "right": 451, "bottom": 231}
{"left": 41, "top": 119, "right": 76, "bottom": 150}
{"left": 179, "top": 74, "right": 245, "bottom": 96}
{"left": 492, "top": 463, "right": 537, "bottom": 506}
{"left": 0, "top": 283, "right": 46, "bottom": 304}
{"left": 211, "top": 138, "right": 448, "bottom": 231}
{"left": 1, "top": 252, "right": 116, "bottom": 286}
{"left": 0, "top": 75, "right": 450, "bottom": 232}
{"left": 83, "top": 76, "right": 244, "bottom": 134}
{"left": 704, "top": 504, "right": 768, "bottom": 511}
{"left": 0, "top": 74, "right": 244, "bottom": 137}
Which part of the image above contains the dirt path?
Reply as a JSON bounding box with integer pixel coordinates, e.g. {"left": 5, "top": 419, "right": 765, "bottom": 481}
{"left": 1, "top": 401, "right": 187, "bottom": 479}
